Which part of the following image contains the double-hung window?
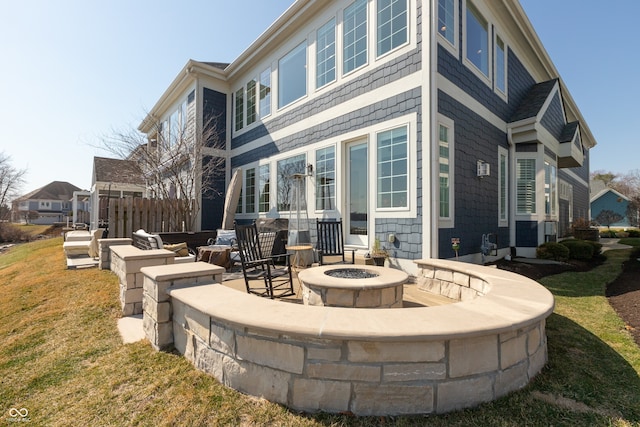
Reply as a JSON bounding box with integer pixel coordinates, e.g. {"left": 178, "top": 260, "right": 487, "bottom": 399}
{"left": 545, "top": 161, "right": 557, "bottom": 216}
{"left": 376, "top": 0, "right": 408, "bottom": 57}
{"left": 316, "top": 19, "right": 336, "bottom": 89}
{"left": 258, "top": 164, "right": 270, "bottom": 213}
{"left": 377, "top": 126, "right": 408, "bottom": 209}
{"left": 259, "top": 68, "right": 271, "bottom": 118}
{"left": 343, "top": 0, "right": 368, "bottom": 74}
{"left": 278, "top": 42, "right": 307, "bottom": 109}
{"left": 516, "top": 158, "right": 536, "bottom": 214}
{"left": 315, "top": 146, "right": 336, "bottom": 210}
{"left": 438, "top": 0, "right": 455, "bottom": 45}
{"left": 246, "top": 79, "right": 257, "bottom": 126}
{"left": 495, "top": 35, "right": 506, "bottom": 95}
{"left": 234, "top": 88, "right": 244, "bottom": 131}
{"left": 245, "top": 168, "right": 256, "bottom": 214}
{"left": 465, "top": 1, "right": 489, "bottom": 77}
{"left": 438, "top": 121, "right": 454, "bottom": 224}
{"left": 498, "top": 147, "right": 508, "bottom": 225}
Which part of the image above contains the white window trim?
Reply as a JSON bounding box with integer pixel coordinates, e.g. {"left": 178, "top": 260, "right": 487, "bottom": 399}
{"left": 493, "top": 30, "right": 508, "bottom": 101}
{"left": 342, "top": 0, "right": 370, "bottom": 78}
{"left": 436, "top": 0, "right": 459, "bottom": 58}
{"left": 277, "top": 40, "right": 309, "bottom": 111}
{"left": 498, "top": 146, "right": 508, "bottom": 227}
{"left": 375, "top": 0, "right": 410, "bottom": 61}
{"left": 515, "top": 153, "right": 538, "bottom": 219}
{"left": 462, "top": 0, "right": 492, "bottom": 88}
{"left": 313, "top": 143, "right": 339, "bottom": 214}
{"left": 437, "top": 113, "right": 455, "bottom": 228}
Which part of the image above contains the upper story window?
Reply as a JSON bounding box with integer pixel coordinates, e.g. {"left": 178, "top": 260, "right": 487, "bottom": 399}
{"left": 278, "top": 42, "right": 307, "bottom": 109}
{"left": 377, "top": 0, "right": 408, "bottom": 57}
{"left": 438, "top": 0, "right": 455, "bottom": 46}
{"left": 259, "top": 68, "right": 271, "bottom": 118}
{"left": 315, "top": 146, "right": 336, "bottom": 210}
{"left": 516, "top": 158, "right": 536, "bottom": 214}
{"left": 377, "top": 126, "right": 408, "bottom": 209}
{"left": 343, "top": 0, "right": 368, "bottom": 75}
{"left": 234, "top": 88, "right": 244, "bottom": 131}
{"left": 317, "top": 18, "right": 336, "bottom": 89}
{"left": 246, "top": 79, "right": 257, "bottom": 126}
{"left": 495, "top": 35, "right": 506, "bottom": 97}
{"left": 465, "top": 1, "right": 489, "bottom": 77}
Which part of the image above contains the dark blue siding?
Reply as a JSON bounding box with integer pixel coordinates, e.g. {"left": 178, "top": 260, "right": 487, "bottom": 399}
{"left": 516, "top": 221, "right": 538, "bottom": 247}
{"left": 437, "top": 90, "right": 509, "bottom": 257}
{"left": 541, "top": 92, "right": 565, "bottom": 140}
{"left": 203, "top": 88, "right": 227, "bottom": 149}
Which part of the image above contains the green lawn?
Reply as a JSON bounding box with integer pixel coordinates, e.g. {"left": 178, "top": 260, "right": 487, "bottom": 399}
{"left": 1, "top": 237, "right": 639, "bottom": 426}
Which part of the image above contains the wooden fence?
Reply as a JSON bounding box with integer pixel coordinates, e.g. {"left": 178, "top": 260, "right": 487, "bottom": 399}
{"left": 105, "top": 197, "right": 196, "bottom": 238}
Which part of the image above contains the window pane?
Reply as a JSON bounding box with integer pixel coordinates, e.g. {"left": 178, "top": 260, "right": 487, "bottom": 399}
{"left": 259, "top": 68, "right": 271, "bottom": 118}
{"left": 377, "top": 0, "right": 407, "bottom": 56}
{"left": 259, "top": 165, "right": 270, "bottom": 213}
{"left": 496, "top": 36, "right": 506, "bottom": 93}
{"left": 315, "top": 146, "right": 336, "bottom": 210}
{"left": 439, "top": 124, "right": 451, "bottom": 219}
{"left": 277, "top": 154, "right": 306, "bottom": 211}
{"left": 317, "top": 19, "right": 336, "bottom": 89}
{"left": 278, "top": 42, "right": 307, "bottom": 108}
{"left": 377, "top": 126, "right": 408, "bottom": 209}
{"left": 517, "top": 159, "right": 536, "bottom": 214}
{"left": 499, "top": 152, "right": 507, "bottom": 220}
{"left": 245, "top": 168, "right": 256, "bottom": 213}
{"left": 438, "top": 0, "right": 455, "bottom": 45}
{"left": 466, "top": 2, "right": 488, "bottom": 76}
{"left": 246, "top": 79, "right": 256, "bottom": 126}
{"left": 234, "top": 88, "right": 243, "bottom": 131}
{"left": 343, "top": 0, "right": 368, "bottom": 74}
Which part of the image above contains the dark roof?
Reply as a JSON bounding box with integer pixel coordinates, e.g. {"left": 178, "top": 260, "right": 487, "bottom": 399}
{"left": 510, "top": 79, "right": 558, "bottom": 122}
{"left": 93, "top": 156, "right": 146, "bottom": 185}
{"left": 560, "top": 121, "right": 579, "bottom": 142}
{"left": 201, "top": 62, "right": 230, "bottom": 70}
{"left": 16, "top": 181, "right": 82, "bottom": 202}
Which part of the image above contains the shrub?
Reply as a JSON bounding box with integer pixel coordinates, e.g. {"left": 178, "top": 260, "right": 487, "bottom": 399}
{"left": 536, "top": 242, "right": 569, "bottom": 262}
{"left": 560, "top": 239, "right": 594, "bottom": 260}
{"left": 584, "top": 240, "right": 603, "bottom": 256}
{"left": 0, "top": 223, "right": 31, "bottom": 243}
{"left": 628, "top": 229, "right": 640, "bottom": 238}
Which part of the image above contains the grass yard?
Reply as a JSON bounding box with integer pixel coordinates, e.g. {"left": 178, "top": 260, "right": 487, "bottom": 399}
{"left": 1, "top": 237, "right": 639, "bottom": 426}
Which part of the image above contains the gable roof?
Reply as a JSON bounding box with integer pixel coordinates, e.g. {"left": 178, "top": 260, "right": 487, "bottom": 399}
{"left": 93, "top": 156, "right": 146, "bottom": 186}
{"left": 15, "top": 181, "right": 82, "bottom": 202}
{"left": 590, "top": 187, "right": 630, "bottom": 204}
{"left": 510, "top": 79, "right": 558, "bottom": 122}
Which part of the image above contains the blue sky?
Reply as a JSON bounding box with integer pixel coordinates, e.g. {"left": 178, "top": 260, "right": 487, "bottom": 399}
{"left": 0, "top": 1, "right": 636, "bottom": 194}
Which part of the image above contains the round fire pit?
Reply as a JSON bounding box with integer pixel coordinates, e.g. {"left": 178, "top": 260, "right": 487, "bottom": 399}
{"left": 298, "top": 265, "right": 408, "bottom": 308}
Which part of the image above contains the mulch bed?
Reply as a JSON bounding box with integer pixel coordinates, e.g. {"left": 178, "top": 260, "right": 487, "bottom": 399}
{"left": 605, "top": 248, "right": 640, "bottom": 347}
{"left": 494, "top": 251, "right": 640, "bottom": 347}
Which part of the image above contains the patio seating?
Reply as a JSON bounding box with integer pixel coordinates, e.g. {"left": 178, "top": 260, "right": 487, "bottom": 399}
{"left": 235, "top": 222, "right": 295, "bottom": 299}
{"left": 132, "top": 229, "right": 196, "bottom": 263}
{"left": 316, "top": 219, "right": 355, "bottom": 265}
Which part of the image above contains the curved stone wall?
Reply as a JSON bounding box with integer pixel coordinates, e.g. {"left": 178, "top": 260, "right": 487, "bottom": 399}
{"left": 160, "top": 259, "right": 554, "bottom": 415}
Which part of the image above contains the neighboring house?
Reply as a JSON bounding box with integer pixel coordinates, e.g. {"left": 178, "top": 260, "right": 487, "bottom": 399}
{"left": 89, "top": 156, "right": 147, "bottom": 230}
{"left": 11, "top": 181, "right": 89, "bottom": 225}
{"left": 139, "top": 0, "right": 596, "bottom": 272}
{"left": 590, "top": 180, "right": 630, "bottom": 228}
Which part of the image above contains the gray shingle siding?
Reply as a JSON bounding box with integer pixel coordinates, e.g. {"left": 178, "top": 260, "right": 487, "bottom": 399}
{"left": 437, "top": 90, "right": 509, "bottom": 257}
{"left": 203, "top": 88, "right": 227, "bottom": 149}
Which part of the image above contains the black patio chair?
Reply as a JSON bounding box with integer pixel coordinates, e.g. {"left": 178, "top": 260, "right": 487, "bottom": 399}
{"left": 316, "top": 219, "right": 355, "bottom": 265}
{"left": 235, "top": 222, "right": 295, "bottom": 299}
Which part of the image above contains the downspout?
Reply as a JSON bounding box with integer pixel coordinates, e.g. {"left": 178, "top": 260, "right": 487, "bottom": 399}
{"left": 427, "top": 0, "right": 439, "bottom": 259}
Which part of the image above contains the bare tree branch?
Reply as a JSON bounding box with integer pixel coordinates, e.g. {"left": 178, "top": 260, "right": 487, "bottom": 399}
{"left": 0, "top": 152, "right": 27, "bottom": 221}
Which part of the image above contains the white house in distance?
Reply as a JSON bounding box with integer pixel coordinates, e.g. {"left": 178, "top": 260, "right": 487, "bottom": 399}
{"left": 139, "top": 0, "right": 596, "bottom": 274}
